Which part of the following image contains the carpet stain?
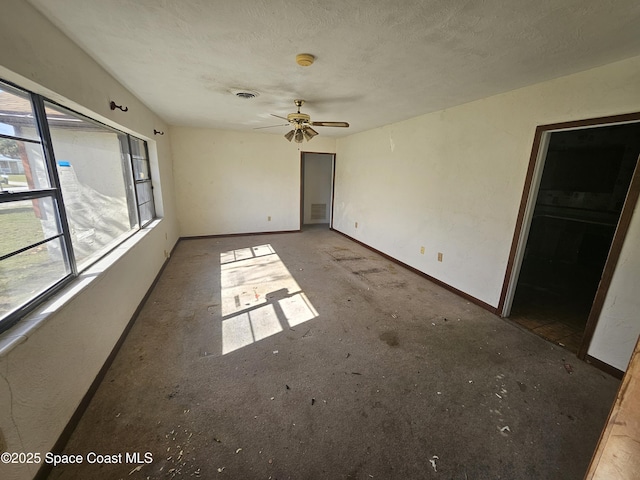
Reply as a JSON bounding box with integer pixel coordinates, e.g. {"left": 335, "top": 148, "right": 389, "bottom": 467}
{"left": 380, "top": 330, "right": 399, "bottom": 347}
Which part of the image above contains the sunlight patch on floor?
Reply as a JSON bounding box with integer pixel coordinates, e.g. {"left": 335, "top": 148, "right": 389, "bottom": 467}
{"left": 220, "top": 244, "right": 318, "bottom": 354}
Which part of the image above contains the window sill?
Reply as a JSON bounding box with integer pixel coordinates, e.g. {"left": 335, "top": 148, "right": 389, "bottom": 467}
{"left": 0, "top": 218, "right": 163, "bottom": 358}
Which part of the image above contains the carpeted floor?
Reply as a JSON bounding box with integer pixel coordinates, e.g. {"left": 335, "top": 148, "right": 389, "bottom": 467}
{"left": 46, "top": 225, "right": 619, "bottom": 480}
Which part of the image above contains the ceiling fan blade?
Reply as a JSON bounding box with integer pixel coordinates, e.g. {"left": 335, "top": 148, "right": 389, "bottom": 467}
{"left": 270, "top": 114, "right": 290, "bottom": 121}
{"left": 253, "top": 123, "right": 290, "bottom": 130}
{"left": 311, "top": 121, "right": 349, "bottom": 128}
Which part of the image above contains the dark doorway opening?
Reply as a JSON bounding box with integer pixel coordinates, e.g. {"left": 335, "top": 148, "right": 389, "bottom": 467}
{"left": 509, "top": 122, "right": 640, "bottom": 354}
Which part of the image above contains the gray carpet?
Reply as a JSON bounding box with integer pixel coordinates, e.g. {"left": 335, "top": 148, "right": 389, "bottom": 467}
{"left": 47, "top": 225, "right": 619, "bottom": 479}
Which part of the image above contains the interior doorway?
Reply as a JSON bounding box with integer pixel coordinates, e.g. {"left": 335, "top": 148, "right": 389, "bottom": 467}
{"left": 300, "top": 152, "right": 335, "bottom": 230}
{"left": 502, "top": 118, "right": 640, "bottom": 357}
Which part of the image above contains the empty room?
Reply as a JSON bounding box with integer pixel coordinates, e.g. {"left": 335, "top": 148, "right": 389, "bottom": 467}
{"left": 1, "top": 1, "right": 640, "bottom": 479}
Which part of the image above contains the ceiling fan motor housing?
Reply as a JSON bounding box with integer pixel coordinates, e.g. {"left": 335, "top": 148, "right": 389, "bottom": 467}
{"left": 287, "top": 112, "right": 310, "bottom": 127}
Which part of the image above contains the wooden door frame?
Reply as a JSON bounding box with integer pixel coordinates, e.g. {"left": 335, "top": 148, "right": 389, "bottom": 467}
{"left": 299, "top": 151, "right": 336, "bottom": 229}
{"left": 497, "top": 112, "right": 640, "bottom": 360}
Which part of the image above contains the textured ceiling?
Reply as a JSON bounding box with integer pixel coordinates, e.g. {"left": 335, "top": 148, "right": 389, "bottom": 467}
{"left": 27, "top": 0, "right": 640, "bottom": 136}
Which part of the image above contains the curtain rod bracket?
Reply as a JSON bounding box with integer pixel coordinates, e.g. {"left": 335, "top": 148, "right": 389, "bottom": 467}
{"left": 110, "top": 101, "right": 128, "bottom": 112}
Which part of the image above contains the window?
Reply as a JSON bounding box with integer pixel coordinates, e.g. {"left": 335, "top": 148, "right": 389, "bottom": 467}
{"left": 0, "top": 80, "right": 156, "bottom": 332}
{"left": 128, "top": 136, "right": 155, "bottom": 227}
{"left": 45, "top": 102, "right": 139, "bottom": 270}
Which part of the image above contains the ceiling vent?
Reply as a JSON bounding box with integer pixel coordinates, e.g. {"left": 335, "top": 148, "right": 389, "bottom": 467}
{"left": 230, "top": 89, "right": 259, "bottom": 99}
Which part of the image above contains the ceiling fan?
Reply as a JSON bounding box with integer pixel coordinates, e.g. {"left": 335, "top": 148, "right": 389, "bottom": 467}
{"left": 256, "top": 100, "right": 349, "bottom": 142}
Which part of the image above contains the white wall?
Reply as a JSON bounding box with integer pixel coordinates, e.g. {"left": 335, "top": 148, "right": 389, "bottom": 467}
{"left": 334, "top": 55, "right": 640, "bottom": 370}
{"left": 0, "top": 3, "right": 179, "bottom": 480}
{"left": 171, "top": 127, "right": 335, "bottom": 236}
{"left": 588, "top": 208, "right": 640, "bottom": 371}
{"left": 303, "top": 153, "right": 333, "bottom": 224}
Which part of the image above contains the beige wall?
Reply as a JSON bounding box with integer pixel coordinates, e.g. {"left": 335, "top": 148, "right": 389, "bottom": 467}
{"left": 0, "top": 3, "right": 179, "bottom": 480}
{"left": 171, "top": 127, "right": 336, "bottom": 236}
{"left": 334, "top": 55, "right": 640, "bottom": 371}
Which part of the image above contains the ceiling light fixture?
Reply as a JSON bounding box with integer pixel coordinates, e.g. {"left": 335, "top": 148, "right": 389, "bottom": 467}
{"left": 277, "top": 99, "right": 347, "bottom": 143}
{"left": 284, "top": 127, "right": 318, "bottom": 143}
{"left": 303, "top": 127, "right": 318, "bottom": 141}
{"left": 296, "top": 53, "right": 315, "bottom": 67}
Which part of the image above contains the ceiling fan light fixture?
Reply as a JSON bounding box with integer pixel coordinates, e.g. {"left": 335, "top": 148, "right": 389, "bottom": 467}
{"left": 296, "top": 53, "right": 315, "bottom": 67}
{"left": 275, "top": 99, "right": 349, "bottom": 143}
{"left": 303, "top": 127, "right": 318, "bottom": 141}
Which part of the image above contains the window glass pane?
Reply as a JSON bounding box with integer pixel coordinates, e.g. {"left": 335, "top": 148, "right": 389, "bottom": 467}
{"left": 130, "top": 137, "right": 149, "bottom": 181}
{"left": 0, "top": 139, "right": 50, "bottom": 192}
{"left": 139, "top": 202, "right": 154, "bottom": 226}
{"left": 136, "top": 181, "right": 153, "bottom": 205}
{"left": 0, "top": 197, "right": 61, "bottom": 258}
{"left": 136, "top": 182, "right": 154, "bottom": 226}
{"left": 45, "top": 102, "right": 138, "bottom": 269}
{"left": 0, "top": 237, "right": 70, "bottom": 319}
{"left": 0, "top": 82, "right": 40, "bottom": 141}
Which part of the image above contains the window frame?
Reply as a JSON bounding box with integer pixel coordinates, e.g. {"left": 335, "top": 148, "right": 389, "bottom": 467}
{"left": 127, "top": 135, "right": 156, "bottom": 228}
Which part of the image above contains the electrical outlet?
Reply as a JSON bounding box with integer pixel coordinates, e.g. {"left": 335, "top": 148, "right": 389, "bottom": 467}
{"left": 420, "top": 246, "right": 425, "bottom": 255}
{"left": 437, "top": 252, "right": 443, "bottom": 262}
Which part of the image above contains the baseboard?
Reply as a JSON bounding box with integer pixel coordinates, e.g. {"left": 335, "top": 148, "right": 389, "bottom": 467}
{"left": 331, "top": 228, "right": 498, "bottom": 315}
{"left": 585, "top": 354, "right": 624, "bottom": 379}
{"left": 180, "top": 229, "right": 300, "bottom": 240}
{"left": 34, "top": 243, "right": 177, "bottom": 480}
